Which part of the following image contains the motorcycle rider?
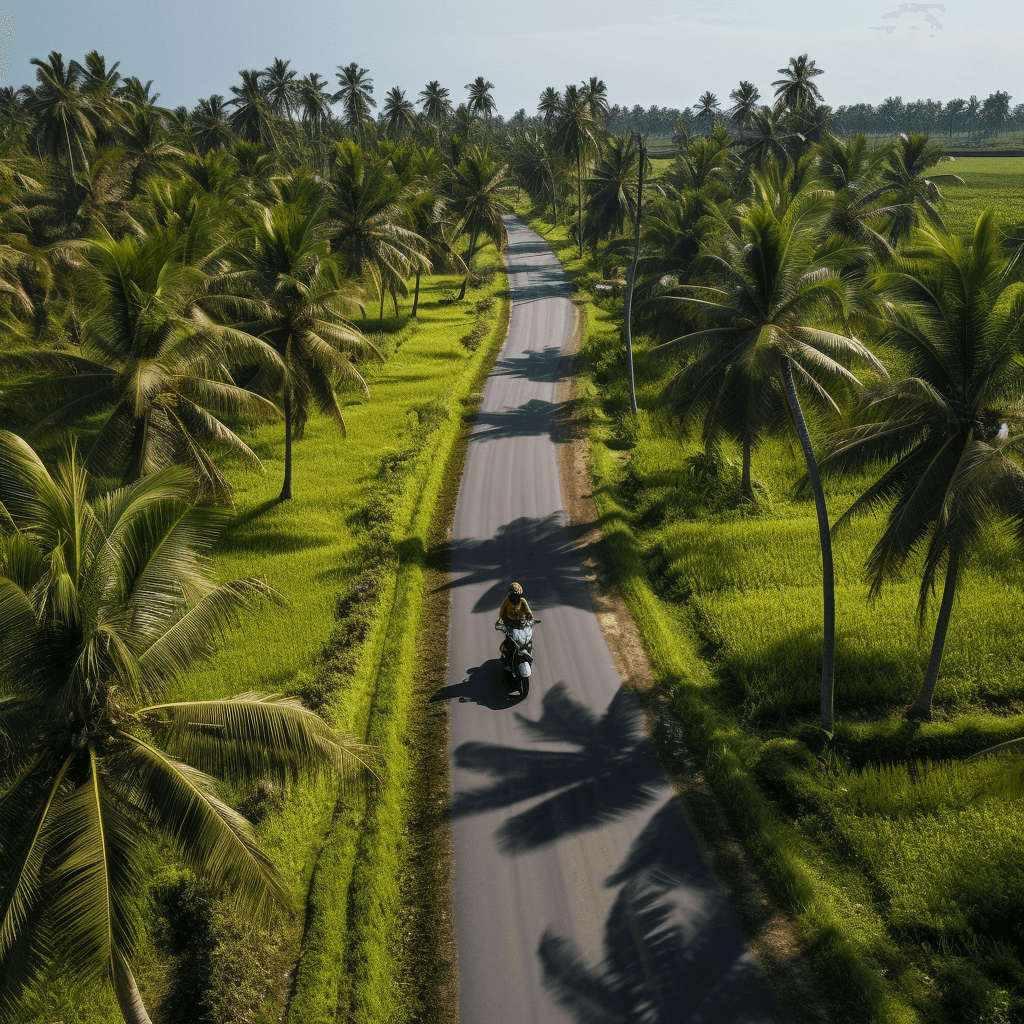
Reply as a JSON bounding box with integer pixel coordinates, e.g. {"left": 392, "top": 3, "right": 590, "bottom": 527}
{"left": 497, "top": 582, "right": 532, "bottom": 656}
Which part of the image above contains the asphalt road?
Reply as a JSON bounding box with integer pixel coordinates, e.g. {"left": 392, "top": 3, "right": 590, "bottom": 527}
{"left": 438, "top": 216, "right": 782, "bottom": 1023}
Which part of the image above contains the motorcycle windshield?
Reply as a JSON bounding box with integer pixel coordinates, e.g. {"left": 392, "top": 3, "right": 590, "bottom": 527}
{"left": 510, "top": 625, "right": 532, "bottom": 645}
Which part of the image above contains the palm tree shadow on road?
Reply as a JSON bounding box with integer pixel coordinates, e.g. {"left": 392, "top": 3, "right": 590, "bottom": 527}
{"left": 539, "top": 799, "right": 780, "bottom": 1023}
{"left": 452, "top": 683, "right": 663, "bottom": 853}
{"left": 440, "top": 513, "right": 594, "bottom": 614}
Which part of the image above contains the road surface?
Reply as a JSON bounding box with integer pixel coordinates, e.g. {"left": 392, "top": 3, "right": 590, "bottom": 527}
{"left": 437, "top": 216, "right": 782, "bottom": 1023}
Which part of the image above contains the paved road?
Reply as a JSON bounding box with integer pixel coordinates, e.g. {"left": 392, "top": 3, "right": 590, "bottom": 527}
{"left": 438, "top": 217, "right": 782, "bottom": 1023}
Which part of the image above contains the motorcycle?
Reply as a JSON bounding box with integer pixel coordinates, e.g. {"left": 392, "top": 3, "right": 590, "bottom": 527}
{"left": 494, "top": 618, "right": 540, "bottom": 699}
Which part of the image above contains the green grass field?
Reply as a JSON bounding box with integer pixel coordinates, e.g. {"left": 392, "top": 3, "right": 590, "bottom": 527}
{"left": 8, "top": 253, "right": 510, "bottom": 1024}
{"left": 924, "top": 156, "right": 1024, "bottom": 239}
{"left": 522, "top": 190, "right": 1024, "bottom": 1024}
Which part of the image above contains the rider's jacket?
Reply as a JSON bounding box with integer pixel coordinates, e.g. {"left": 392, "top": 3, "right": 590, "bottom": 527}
{"left": 499, "top": 595, "right": 533, "bottom": 623}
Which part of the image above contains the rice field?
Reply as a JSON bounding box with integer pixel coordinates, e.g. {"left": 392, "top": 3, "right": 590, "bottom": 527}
{"left": 926, "top": 156, "right": 1024, "bottom": 239}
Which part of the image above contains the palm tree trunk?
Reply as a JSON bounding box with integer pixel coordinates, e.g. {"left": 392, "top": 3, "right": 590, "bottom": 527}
{"left": 378, "top": 286, "right": 385, "bottom": 325}
{"left": 576, "top": 151, "right": 583, "bottom": 259}
{"left": 622, "top": 137, "right": 645, "bottom": 417}
{"left": 906, "top": 543, "right": 961, "bottom": 722}
{"left": 457, "top": 228, "right": 479, "bottom": 301}
{"left": 280, "top": 339, "right": 294, "bottom": 501}
{"left": 780, "top": 357, "right": 835, "bottom": 734}
{"left": 550, "top": 166, "right": 557, "bottom": 226}
{"left": 411, "top": 272, "right": 421, "bottom": 317}
{"left": 112, "top": 948, "right": 154, "bottom": 1024}
{"left": 741, "top": 432, "right": 752, "bottom": 499}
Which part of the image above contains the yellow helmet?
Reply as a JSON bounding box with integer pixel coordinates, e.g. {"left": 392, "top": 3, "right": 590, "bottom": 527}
{"left": 508, "top": 581, "right": 523, "bottom": 595}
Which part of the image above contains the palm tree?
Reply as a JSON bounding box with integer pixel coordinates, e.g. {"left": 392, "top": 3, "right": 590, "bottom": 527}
{"left": 860, "top": 132, "right": 964, "bottom": 246}
{"left": 823, "top": 210, "right": 1024, "bottom": 721}
{"left": 333, "top": 63, "right": 376, "bottom": 136}
{"left": 261, "top": 58, "right": 297, "bottom": 120}
{"left": 772, "top": 54, "right": 825, "bottom": 112}
{"left": 945, "top": 98, "right": 966, "bottom": 139}
{"left": 228, "top": 69, "right": 279, "bottom": 148}
{"left": 553, "top": 84, "right": 602, "bottom": 258}
{"left": 191, "top": 94, "right": 235, "bottom": 152}
{"left": 728, "top": 81, "right": 761, "bottom": 135}
{"left": 406, "top": 188, "right": 465, "bottom": 317}
{"left": 448, "top": 146, "right": 514, "bottom": 299}
{"left": 693, "top": 91, "right": 721, "bottom": 136}
{"left": 581, "top": 77, "right": 610, "bottom": 124}
{"left": 538, "top": 87, "right": 561, "bottom": 125}
{"left": 583, "top": 134, "right": 644, "bottom": 244}
{"left": 0, "top": 226, "right": 280, "bottom": 501}
{"left": 381, "top": 86, "right": 415, "bottom": 139}
{"left": 326, "top": 140, "right": 430, "bottom": 322}
{"left": 418, "top": 81, "right": 452, "bottom": 123}
{"left": 236, "top": 201, "right": 382, "bottom": 500}
{"left": 658, "top": 192, "right": 884, "bottom": 733}
{"left": 0, "top": 432, "right": 370, "bottom": 1024}
{"left": 20, "top": 52, "right": 95, "bottom": 179}
{"left": 296, "top": 73, "right": 334, "bottom": 141}
{"left": 465, "top": 76, "right": 496, "bottom": 119}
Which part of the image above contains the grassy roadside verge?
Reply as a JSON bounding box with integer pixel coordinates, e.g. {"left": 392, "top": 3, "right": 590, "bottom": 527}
{"left": 12, "top": 252, "right": 509, "bottom": 1024}
{"left": 517, "top": 207, "right": 924, "bottom": 1024}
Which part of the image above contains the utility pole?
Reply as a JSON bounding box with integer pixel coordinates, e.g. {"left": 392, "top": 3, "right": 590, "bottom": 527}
{"left": 622, "top": 133, "right": 645, "bottom": 416}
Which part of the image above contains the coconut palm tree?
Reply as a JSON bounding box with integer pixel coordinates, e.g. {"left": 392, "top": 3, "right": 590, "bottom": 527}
{"left": 538, "top": 87, "right": 562, "bottom": 125}
{"left": 465, "top": 76, "right": 496, "bottom": 119}
{"left": 19, "top": 52, "right": 95, "bottom": 179}
{"left": 860, "top": 132, "right": 964, "bottom": 246}
{"left": 228, "top": 70, "right": 279, "bottom": 148}
{"left": 235, "top": 200, "right": 382, "bottom": 500}
{"left": 326, "top": 140, "right": 430, "bottom": 322}
{"left": 0, "top": 431, "right": 370, "bottom": 1024}
{"left": 191, "top": 94, "right": 235, "bottom": 152}
{"left": 772, "top": 54, "right": 825, "bottom": 112}
{"left": 553, "top": 84, "right": 602, "bottom": 258}
{"left": 261, "top": 58, "right": 297, "bottom": 120}
{"left": 658, "top": 191, "right": 883, "bottom": 733}
{"left": 448, "top": 146, "right": 514, "bottom": 299}
{"left": 728, "top": 81, "right": 761, "bottom": 135}
{"left": 295, "top": 73, "right": 334, "bottom": 141}
{"left": 418, "top": 81, "right": 452, "bottom": 123}
{"left": 406, "top": 187, "right": 465, "bottom": 316}
{"left": 583, "top": 134, "right": 645, "bottom": 244}
{"left": 381, "top": 86, "right": 415, "bottom": 139}
{"left": 333, "top": 63, "right": 376, "bottom": 136}
{"left": 692, "top": 92, "right": 721, "bottom": 136}
{"left": 823, "top": 210, "right": 1024, "bottom": 721}
{"left": 581, "top": 77, "right": 610, "bottom": 124}
{"left": 0, "top": 226, "right": 280, "bottom": 501}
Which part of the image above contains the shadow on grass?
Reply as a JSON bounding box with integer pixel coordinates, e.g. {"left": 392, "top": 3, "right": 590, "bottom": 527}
{"left": 216, "top": 499, "right": 334, "bottom": 556}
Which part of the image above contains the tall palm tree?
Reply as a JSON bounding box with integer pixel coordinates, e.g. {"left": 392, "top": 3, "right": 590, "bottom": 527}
{"left": 465, "top": 76, "right": 496, "bottom": 119}
{"left": 406, "top": 188, "right": 465, "bottom": 317}
{"left": 20, "top": 52, "right": 95, "bottom": 179}
{"left": 772, "top": 54, "right": 826, "bottom": 112}
{"left": 418, "top": 81, "right": 452, "bottom": 123}
{"left": 448, "top": 146, "right": 514, "bottom": 299}
{"left": 860, "top": 132, "right": 964, "bottom": 246}
{"left": 333, "top": 63, "right": 376, "bottom": 136}
{"left": 553, "top": 85, "right": 602, "bottom": 258}
{"left": 236, "top": 201, "right": 382, "bottom": 500}
{"left": 728, "top": 81, "right": 761, "bottom": 135}
{"left": 693, "top": 92, "right": 721, "bottom": 136}
{"left": 0, "top": 432, "right": 370, "bottom": 1024}
{"left": 326, "top": 140, "right": 430, "bottom": 322}
{"left": 228, "top": 69, "right": 279, "bottom": 148}
{"left": 381, "top": 86, "right": 415, "bottom": 139}
{"left": 538, "top": 87, "right": 562, "bottom": 125}
{"left": 261, "top": 58, "right": 297, "bottom": 120}
{"left": 823, "top": 210, "right": 1024, "bottom": 721}
{"left": 296, "top": 73, "right": 334, "bottom": 141}
{"left": 0, "top": 226, "right": 280, "bottom": 501}
{"left": 658, "top": 192, "right": 883, "bottom": 733}
{"left": 583, "top": 134, "right": 645, "bottom": 244}
{"left": 191, "top": 94, "right": 235, "bottom": 152}
{"left": 581, "top": 77, "right": 610, "bottom": 124}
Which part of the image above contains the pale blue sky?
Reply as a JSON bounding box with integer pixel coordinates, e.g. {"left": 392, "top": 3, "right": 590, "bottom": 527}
{"left": 4, "top": 1, "right": 1022, "bottom": 114}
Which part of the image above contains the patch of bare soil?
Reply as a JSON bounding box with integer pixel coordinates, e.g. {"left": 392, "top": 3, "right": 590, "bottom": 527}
{"left": 554, "top": 302, "right": 834, "bottom": 1024}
